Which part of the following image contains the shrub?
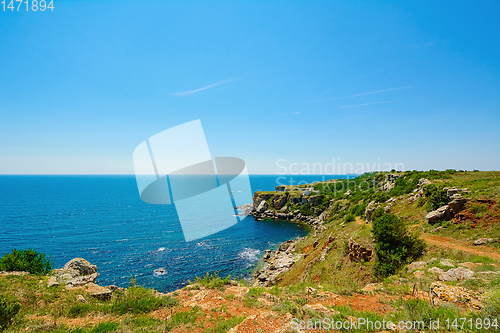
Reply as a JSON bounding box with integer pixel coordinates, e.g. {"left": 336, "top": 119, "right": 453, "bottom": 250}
{"left": 90, "top": 322, "right": 118, "bottom": 333}
{"left": 0, "top": 295, "right": 20, "bottom": 330}
{"left": 112, "top": 286, "right": 178, "bottom": 315}
{"left": 189, "top": 271, "right": 231, "bottom": 290}
{"left": 0, "top": 249, "right": 53, "bottom": 275}
{"left": 388, "top": 177, "right": 416, "bottom": 197}
{"left": 350, "top": 204, "right": 366, "bottom": 217}
{"left": 298, "top": 204, "right": 314, "bottom": 216}
{"left": 372, "top": 214, "right": 426, "bottom": 278}
{"left": 370, "top": 191, "right": 390, "bottom": 203}
{"left": 370, "top": 207, "right": 385, "bottom": 222}
{"left": 423, "top": 185, "right": 449, "bottom": 212}
{"left": 344, "top": 214, "right": 355, "bottom": 223}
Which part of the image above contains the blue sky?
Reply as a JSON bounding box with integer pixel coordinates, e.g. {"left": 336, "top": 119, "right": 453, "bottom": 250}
{"left": 0, "top": 0, "right": 499, "bottom": 174}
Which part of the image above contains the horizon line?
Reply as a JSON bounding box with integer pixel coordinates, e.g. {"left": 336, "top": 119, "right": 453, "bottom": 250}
{"left": 0, "top": 173, "right": 362, "bottom": 176}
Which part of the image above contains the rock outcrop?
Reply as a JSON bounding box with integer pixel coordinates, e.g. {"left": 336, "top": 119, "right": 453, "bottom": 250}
{"left": 50, "top": 258, "right": 99, "bottom": 287}
{"left": 438, "top": 267, "right": 474, "bottom": 282}
{"left": 430, "top": 281, "right": 481, "bottom": 309}
{"left": 252, "top": 238, "right": 303, "bottom": 287}
{"left": 426, "top": 194, "right": 467, "bottom": 224}
{"left": 365, "top": 201, "right": 379, "bottom": 222}
{"left": 474, "top": 238, "right": 494, "bottom": 245}
{"left": 348, "top": 238, "right": 374, "bottom": 262}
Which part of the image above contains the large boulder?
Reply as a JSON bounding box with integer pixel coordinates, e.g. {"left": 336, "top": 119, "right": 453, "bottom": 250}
{"left": 426, "top": 206, "right": 452, "bottom": 224}
{"left": 474, "top": 238, "right": 493, "bottom": 245}
{"left": 431, "top": 281, "right": 481, "bottom": 309}
{"left": 438, "top": 267, "right": 474, "bottom": 282}
{"left": 50, "top": 258, "right": 99, "bottom": 287}
{"left": 448, "top": 194, "right": 467, "bottom": 214}
{"left": 426, "top": 194, "right": 467, "bottom": 224}
{"left": 348, "top": 238, "right": 374, "bottom": 262}
{"left": 85, "top": 283, "right": 112, "bottom": 301}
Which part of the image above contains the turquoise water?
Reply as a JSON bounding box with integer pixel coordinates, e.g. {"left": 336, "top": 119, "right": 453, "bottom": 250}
{"left": 0, "top": 175, "right": 343, "bottom": 292}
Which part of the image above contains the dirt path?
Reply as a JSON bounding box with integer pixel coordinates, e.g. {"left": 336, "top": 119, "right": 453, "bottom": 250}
{"left": 355, "top": 216, "right": 372, "bottom": 226}
{"left": 353, "top": 217, "right": 500, "bottom": 259}
{"left": 422, "top": 234, "right": 500, "bottom": 260}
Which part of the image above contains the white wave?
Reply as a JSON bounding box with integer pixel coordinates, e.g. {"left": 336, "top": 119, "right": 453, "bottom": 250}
{"left": 153, "top": 267, "right": 168, "bottom": 277}
{"left": 157, "top": 247, "right": 165, "bottom": 252}
{"left": 238, "top": 248, "right": 261, "bottom": 262}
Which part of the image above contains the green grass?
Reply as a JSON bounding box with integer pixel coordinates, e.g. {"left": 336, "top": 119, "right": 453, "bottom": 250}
{"left": 204, "top": 315, "right": 245, "bottom": 333}
{"left": 165, "top": 306, "right": 204, "bottom": 331}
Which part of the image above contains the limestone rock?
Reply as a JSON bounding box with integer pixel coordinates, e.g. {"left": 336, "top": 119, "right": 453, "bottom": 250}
{"left": 408, "top": 261, "right": 427, "bottom": 271}
{"left": 47, "top": 276, "right": 59, "bottom": 288}
{"left": 256, "top": 200, "right": 268, "bottom": 213}
{"left": 430, "top": 281, "right": 481, "bottom": 309}
{"left": 50, "top": 258, "right": 99, "bottom": 287}
{"left": 417, "top": 178, "right": 431, "bottom": 189}
{"left": 64, "top": 258, "right": 97, "bottom": 276}
{"left": 438, "top": 267, "right": 474, "bottom": 282}
{"left": 428, "top": 267, "right": 445, "bottom": 275}
{"left": 348, "top": 238, "right": 374, "bottom": 262}
{"left": 76, "top": 295, "right": 87, "bottom": 303}
{"left": 440, "top": 259, "right": 455, "bottom": 267}
{"left": 448, "top": 194, "right": 467, "bottom": 214}
{"left": 474, "top": 238, "right": 493, "bottom": 245}
{"left": 414, "top": 270, "right": 426, "bottom": 279}
{"left": 426, "top": 194, "right": 467, "bottom": 224}
{"left": 365, "top": 201, "right": 379, "bottom": 222}
{"left": 426, "top": 205, "right": 452, "bottom": 224}
{"left": 271, "top": 194, "right": 288, "bottom": 210}
{"left": 304, "top": 303, "right": 339, "bottom": 315}
{"left": 86, "top": 283, "right": 112, "bottom": 301}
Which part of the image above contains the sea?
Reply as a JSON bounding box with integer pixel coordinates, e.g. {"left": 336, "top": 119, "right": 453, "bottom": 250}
{"left": 0, "top": 174, "right": 345, "bottom": 292}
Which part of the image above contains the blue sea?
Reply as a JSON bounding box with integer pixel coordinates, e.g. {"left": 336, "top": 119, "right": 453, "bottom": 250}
{"left": 0, "top": 174, "right": 344, "bottom": 292}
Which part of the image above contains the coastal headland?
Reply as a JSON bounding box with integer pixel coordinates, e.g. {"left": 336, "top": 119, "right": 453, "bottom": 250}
{"left": 2, "top": 170, "right": 500, "bottom": 332}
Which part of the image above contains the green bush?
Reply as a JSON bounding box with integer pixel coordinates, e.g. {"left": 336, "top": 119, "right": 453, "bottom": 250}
{"left": 372, "top": 214, "right": 426, "bottom": 278}
{"left": 189, "top": 271, "right": 231, "bottom": 290}
{"left": 111, "top": 286, "right": 177, "bottom": 315}
{"left": 388, "top": 177, "right": 416, "bottom": 197}
{"left": 423, "top": 184, "right": 449, "bottom": 212}
{"left": 90, "top": 322, "right": 118, "bottom": 333}
{"left": 298, "top": 204, "right": 314, "bottom": 216}
{"left": 370, "top": 207, "right": 385, "bottom": 222}
{"left": 344, "top": 214, "right": 355, "bottom": 223}
{"left": 0, "top": 295, "right": 20, "bottom": 330}
{"left": 349, "top": 204, "right": 366, "bottom": 217}
{"left": 0, "top": 249, "right": 53, "bottom": 275}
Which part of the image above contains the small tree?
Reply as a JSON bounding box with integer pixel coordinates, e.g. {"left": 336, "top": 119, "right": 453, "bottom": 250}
{"left": 423, "top": 184, "right": 449, "bottom": 212}
{"left": 372, "top": 214, "right": 425, "bottom": 278}
{"left": 0, "top": 249, "right": 53, "bottom": 275}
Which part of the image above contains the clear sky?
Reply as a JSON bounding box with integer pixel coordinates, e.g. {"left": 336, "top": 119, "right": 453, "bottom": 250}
{"left": 0, "top": 0, "right": 499, "bottom": 174}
